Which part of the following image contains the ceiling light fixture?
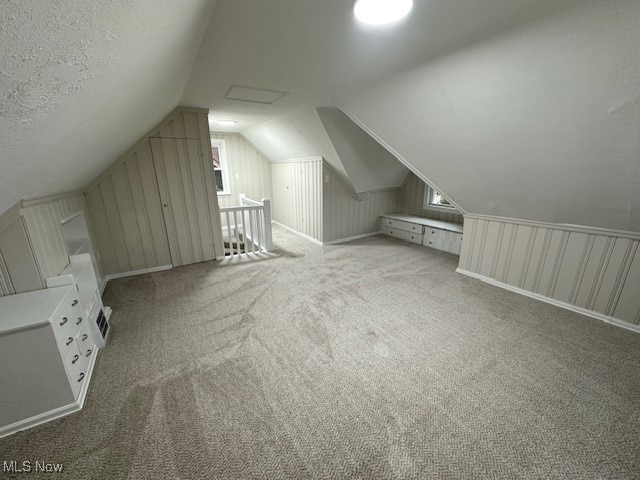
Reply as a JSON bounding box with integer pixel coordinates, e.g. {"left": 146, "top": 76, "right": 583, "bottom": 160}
{"left": 217, "top": 120, "right": 237, "bottom": 126}
{"left": 353, "top": 0, "right": 413, "bottom": 26}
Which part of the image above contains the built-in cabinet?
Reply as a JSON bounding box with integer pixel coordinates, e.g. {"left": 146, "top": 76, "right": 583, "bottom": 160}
{"left": 0, "top": 253, "right": 106, "bottom": 438}
{"left": 0, "top": 286, "right": 98, "bottom": 437}
{"left": 381, "top": 214, "right": 463, "bottom": 255}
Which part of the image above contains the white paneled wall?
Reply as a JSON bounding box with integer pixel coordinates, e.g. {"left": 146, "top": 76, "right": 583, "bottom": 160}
{"left": 212, "top": 133, "right": 272, "bottom": 209}
{"left": 0, "top": 215, "right": 42, "bottom": 296}
{"left": 85, "top": 140, "right": 172, "bottom": 277}
{"left": 21, "top": 193, "right": 86, "bottom": 280}
{"left": 398, "top": 172, "right": 463, "bottom": 224}
{"left": 458, "top": 215, "right": 640, "bottom": 330}
{"left": 85, "top": 108, "right": 223, "bottom": 276}
{"left": 271, "top": 159, "right": 323, "bottom": 242}
{"left": 0, "top": 192, "right": 96, "bottom": 298}
{"left": 323, "top": 164, "right": 399, "bottom": 243}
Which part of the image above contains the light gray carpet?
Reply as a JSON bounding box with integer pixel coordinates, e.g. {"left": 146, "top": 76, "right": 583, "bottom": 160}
{"left": 2, "top": 225, "right": 640, "bottom": 479}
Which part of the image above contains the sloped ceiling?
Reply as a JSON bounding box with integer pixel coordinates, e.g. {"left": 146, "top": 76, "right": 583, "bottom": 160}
{"left": 335, "top": 0, "right": 640, "bottom": 231}
{"left": 183, "top": 0, "right": 640, "bottom": 232}
{"left": 0, "top": 0, "right": 216, "bottom": 215}
{"left": 3, "top": 0, "right": 638, "bottom": 232}
{"left": 316, "top": 107, "right": 409, "bottom": 193}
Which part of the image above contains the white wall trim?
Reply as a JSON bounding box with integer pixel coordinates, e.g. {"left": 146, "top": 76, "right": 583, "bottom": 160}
{"left": 324, "top": 231, "right": 382, "bottom": 245}
{"left": 270, "top": 156, "right": 323, "bottom": 164}
{"left": 104, "top": 265, "right": 172, "bottom": 281}
{"left": 272, "top": 221, "right": 323, "bottom": 246}
{"left": 0, "top": 401, "right": 81, "bottom": 439}
{"left": 456, "top": 268, "right": 640, "bottom": 335}
{"left": 464, "top": 213, "right": 640, "bottom": 241}
{"left": 20, "top": 190, "right": 83, "bottom": 209}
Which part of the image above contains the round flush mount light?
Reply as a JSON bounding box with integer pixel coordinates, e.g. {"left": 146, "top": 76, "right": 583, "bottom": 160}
{"left": 354, "top": 0, "right": 413, "bottom": 26}
{"left": 217, "top": 120, "right": 237, "bottom": 126}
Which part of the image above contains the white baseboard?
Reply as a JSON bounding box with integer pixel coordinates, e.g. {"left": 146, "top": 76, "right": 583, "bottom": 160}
{"left": 324, "top": 231, "right": 382, "bottom": 245}
{"left": 456, "top": 268, "right": 640, "bottom": 334}
{"left": 105, "top": 265, "right": 172, "bottom": 281}
{"left": 0, "top": 403, "right": 81, "bottom": 439}
{"left": 0, "top": 348, "right": 99, "bottom": 439}
{"left": 272, "top": 221, "right": 323, "bottom": 246}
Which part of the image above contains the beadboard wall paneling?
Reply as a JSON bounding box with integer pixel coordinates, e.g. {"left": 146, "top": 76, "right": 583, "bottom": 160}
{"left": 85, "top": 140, "right": 172, "bottom": 276}
{"left": 85, "top": 108, "right": 223, "bottom": 275}
{"left": 20, "top": 193, "right": 86, "bottom": 280}
{"left": 323, "top": 163, "right": 399, "bottom": 243}
{"left": 0, "top": 193, "right": 94, "bottom": 297}
{"left": 0, "top": 217, "right": 43, "bottom": 295}
{"left": 458, "top": 215, "right": 640, "bottom": 330}
{"left": 271, "top": 159, "right": 323, "bottom": 242}
{"left": 150, "top": 111, "right": 222, "bottom": 266}
{"left": 212, "top": 133, "right": 272, "bottom": 209}
{"left": 0, "top": 257, "right": 12, "bottom": 296}
{"left": 0, "top": 204, "right": 36, "bottom": 297}
{"left": 399, "top": 172, "right": 463, "bottom": 224}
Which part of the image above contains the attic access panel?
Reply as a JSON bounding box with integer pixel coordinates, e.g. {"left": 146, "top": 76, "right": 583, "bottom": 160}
{"left": 224, "top": 85, "right": 289, "bottom": 104}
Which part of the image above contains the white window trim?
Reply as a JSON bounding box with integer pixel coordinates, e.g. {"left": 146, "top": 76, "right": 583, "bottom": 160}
{"left": 211, "top": 138, "right": 231, "bottom": 197}
{"left": 422, "top": 185, "right": 458, "bottom": 213}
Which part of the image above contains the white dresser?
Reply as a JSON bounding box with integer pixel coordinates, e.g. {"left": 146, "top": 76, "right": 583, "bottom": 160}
{"left": 381, "top": 213, "right": 464, "bottom": 255}
{"left": 0, "top": 284, "right": 98, "bottom": 438}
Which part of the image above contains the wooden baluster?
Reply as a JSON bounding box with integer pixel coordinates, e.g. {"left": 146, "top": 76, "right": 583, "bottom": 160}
{"left": 234, "top": 210, "right": 241, "bottom": 256}
{"left": 224, "top": 211, "right": 233, "bottom": 256}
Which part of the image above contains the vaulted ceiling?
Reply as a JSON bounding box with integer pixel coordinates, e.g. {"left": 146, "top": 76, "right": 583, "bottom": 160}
{"left": 2, "top": 0, "right": 639, "bottom": 231}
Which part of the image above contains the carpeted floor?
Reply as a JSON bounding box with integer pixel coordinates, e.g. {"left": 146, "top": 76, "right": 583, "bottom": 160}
{"left": 2, "top": 225, "right": 640, "bottom": 479}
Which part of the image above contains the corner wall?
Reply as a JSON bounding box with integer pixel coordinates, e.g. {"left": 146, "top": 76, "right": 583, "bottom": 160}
{"left": 323, "top": 163, "right": 398, "bottom": 243}
{"left": 271, "top": 159, "right": 323, "bottom": 243}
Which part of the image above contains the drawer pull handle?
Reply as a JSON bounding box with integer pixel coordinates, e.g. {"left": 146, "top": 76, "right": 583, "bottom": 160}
{"left": 71, "top": 300, "right": 79, "bottom": 307}
{"left": 76, "top": 317, "right": 82, "bottom": 325}
{"left": 82, "top": 334, "right": 88, "bottom": 341}
{"left": 72, "top": 354, "right": 79, "bottom": 364}
{"left": 65, "top": 337, "right": 73, "bottom": 346}
{"left": 60, "top": 317, "right": 68, "bottom": 326}
{"left": 86, "top": 349, "right": 92, "bottom": 357}
{"left": 77, "top": 373, "right": 85, "bottom": 382}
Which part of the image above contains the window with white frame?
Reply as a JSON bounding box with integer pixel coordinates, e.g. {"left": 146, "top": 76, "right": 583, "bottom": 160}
{"left": 423, "top": 185, "right": 456, "bottom": 212}
{"left": 211, "top": 138, "right": 230, "bottom": 196}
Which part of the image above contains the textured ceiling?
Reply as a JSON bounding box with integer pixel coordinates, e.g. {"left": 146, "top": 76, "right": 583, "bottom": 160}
{"left": 2, "top": 0, "right": 638, "bottom": 232}
{"left": 0, "top": 0, "right": 215, "bottom": 214}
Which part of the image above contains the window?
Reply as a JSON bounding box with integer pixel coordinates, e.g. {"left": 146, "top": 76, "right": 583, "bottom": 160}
{"left": 423, "top": 185, "right": 456, "bottom": 212}
{"left": 211, "top": 138, "right": 230, "bottom": 196}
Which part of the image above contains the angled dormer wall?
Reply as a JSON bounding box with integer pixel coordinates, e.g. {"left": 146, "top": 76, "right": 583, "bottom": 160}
{"left": 84, "top": 107, "right": 224, "bottom": 277}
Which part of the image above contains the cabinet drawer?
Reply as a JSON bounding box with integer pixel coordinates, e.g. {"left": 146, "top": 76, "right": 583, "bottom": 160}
{"left": 385, "top": 219, "right": 422, "bottom": 234}
{"left": 52, "top": 292, "right": 84, "bottom": 346}
{"left": 382, "top": 226, "right": 423, "bottom": 245}
{"left": 424, "top": 229, "right": 463, "bottom": 255}
{"left": 75, "top": 326, "right": 93, "bottom": 351}
{"left": 64, "top": 345, "right": 89, "bottom": 397}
